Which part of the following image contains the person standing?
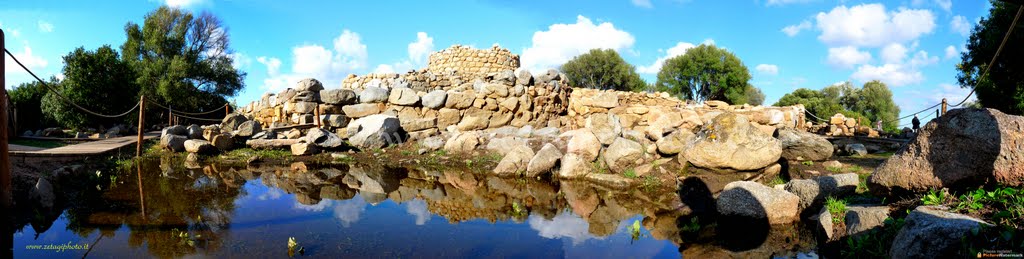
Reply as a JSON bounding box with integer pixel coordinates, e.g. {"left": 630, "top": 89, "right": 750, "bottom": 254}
{"left": 912, "top": 115, "right": 921, "bottom": 133}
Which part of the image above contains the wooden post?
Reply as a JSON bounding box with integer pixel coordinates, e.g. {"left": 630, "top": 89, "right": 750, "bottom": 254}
{"left": 225, "top": 103, "right": 230, "bottom": 118}
{"left": 136, "top": 96, "right": 146, "bottom": 157}
{"left": 941, "top": 98, "right": 948, "bottom": 116}
{"left": 1, "top": 28, "right": 12, "bottom": 209}
{"left": 136, "top": 161, "right": 146, "bottom": 217}
{"left": 167, "top": 105, "right": 172, "bottom": 126}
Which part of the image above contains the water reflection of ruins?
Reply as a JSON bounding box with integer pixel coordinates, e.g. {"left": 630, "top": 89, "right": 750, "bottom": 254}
{"left": 12, "top": 156, "right": 816, "bottom": 258}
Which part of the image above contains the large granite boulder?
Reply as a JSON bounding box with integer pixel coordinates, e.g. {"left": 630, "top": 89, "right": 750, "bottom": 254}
{"left": 869, "top": 108, "right": 1024, "bottom": 195}
{"left": 716, "top": 181, "right": 799, "bottom": 225}
{"left": 493, "top": 143, "right": 535, "bottom": 176}
{"left": 346, "top": 114, "right": 402, "bottom": 149}
{"left": 565, "top": 129, "right": 601, "bottom": 162}
{"left": 526, "top": 143, "right": 562, "bottom": 177}
{"left": 306, "top": 128, "right": 344, "bottom": 149}
{"left": 184, "top": 139, "right": 216, "bottom": 154}
{"left": 684, "top": 113, "right": 782, "bottom": 171}
{"left": 186, "top": 124, "right": 203, "bottom": 139}
{"left": 656, "top": 129, "right": 694, "bottom": 156}
{"left": 421, "top": 90, "right": 447, "bottom": 109}
{"left": 776, "top": 128, "right": 833, "bottom": 161}
{"left": 320, "top": 89, "right": 358, "bottom": 105}
{"left": 295, "top": 78, "right": 324, "bottom": 92}
{"left": 220, "top": 113, "right": 248, "bottom": 131}
{"left": 603, "top": 137, "right": 643, "bottom": 174}
{"left": 160, "top": 134, "right": 187, "bottom": 152}
{"left": 783, "top": 173, "right": 859, "bottom": 213}
{"left": 890, "top": 206, "right": 990, "bottom": 259}
{"left": 586, "top": 113, "right": 622, "bottom": 145}
{"left": 162, "top": 125, "right": 188, "bottom": 137}
{"left": 236, "top": 120, "right": 262, "bottom": 138}
{"left": 444, "top": 131, "right": 480, "bottom": 153}
{"left": 359, "top": 87, "right": 390, "bottom": 103}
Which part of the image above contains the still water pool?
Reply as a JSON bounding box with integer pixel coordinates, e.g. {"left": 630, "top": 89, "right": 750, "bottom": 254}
{"left": 12, "top": 157, "right": 816, "bottom": 258}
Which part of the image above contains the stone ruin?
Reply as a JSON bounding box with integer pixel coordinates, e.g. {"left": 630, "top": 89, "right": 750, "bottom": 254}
{"left": 237, "top": 45, "right": 809, "bottom": 144}
{"left": 808, "top": 113, "right": 880, "bottom": 138}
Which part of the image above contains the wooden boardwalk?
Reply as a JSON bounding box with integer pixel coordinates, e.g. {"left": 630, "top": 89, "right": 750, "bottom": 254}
{"left": 9, "top": 131, "right": 160, "bottom": 158}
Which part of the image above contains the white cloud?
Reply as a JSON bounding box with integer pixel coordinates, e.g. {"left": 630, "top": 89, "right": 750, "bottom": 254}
{"left": 756, "top": 64, "right": 779, "bottom": 75}
{"left": 632, "top": 0, "right": 653, "bottom": 8}
{"left": 950, "top": 15, "right": 971, "bottom": 37}
{"left": 294, "top": 199, "right": 333, "bottom": 212}
{"left": 4, "top": 46, "right": 48, "bottom": 73}
{"left": 767, "top": 0, "right": 815, "bottom": 6}
{"left": 333, "top": 196, "right": 368, "bottom": 228}
{"left": 164, "top": 0, "right": 204, "bottom": 8}
{"left": 815, "top": 4, "right": 935, "bottom": 47}
{"left": 521, "top": 15, "right": 636, "bottom": 73}
{"left": 405, "top": 199, "right": 431, "bottom": 225}
{"left": 407, "top": 32, "right": 434, "bottom": 66}
{"left": 371, "top": 32, "right": 433, "bottom": 74}
{"left": 37, "top": 21, "right": 53, "bottom": 33}
{"left": 257, "top": 56, "right": 282, "bottom": 76}
{"left": 637, "top": 41, "right": 696, "bottom": 74}
{"left": 782, "top": 20, "right": 812, "bottom": 37}
{"left": 880, "top": 43, "right": 908, "bottom": 64}
{"left": 935, "top": 0, "right": 952, "bottom": 12}
{"left": 258, "top": 29, "right": 368, "bottom": 91}
{"left": 933, "top": 83, "right": 975, "bottom": 105}
{"left": 851, "top": 63, "right": 924, "bottom": 86}
{"left": 909, "top": 50, "right": 938, "bottom": 67}
{"left": 230, "top": 52, "right": 252, "bottom": 70}
{"left": 944, "top": 45, "right": 958, "bottom": 59}
{"left": 528, "top": 213, "right": 602, "bottom": 245}
{"left": 826, "top": 46, "right": 872, "bottom": 68}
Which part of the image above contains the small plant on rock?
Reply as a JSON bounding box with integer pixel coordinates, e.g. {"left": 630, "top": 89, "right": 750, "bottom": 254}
{"left": 767, "top": 176, "right": 786, "bottom": 186}
{"left": 826, "top": 166, "right": 843, "bottom": 173}
{"left": 921, "top": 188, "right": 949, "bottom": 206}
{"left": 801, "top": 160, "right": 814, "bottom": 166}
{"left": 624, "top": 168, "right": 637, "bottom": 178}
{"left": 826, "top": 196, "right": 847, "bottom": 224}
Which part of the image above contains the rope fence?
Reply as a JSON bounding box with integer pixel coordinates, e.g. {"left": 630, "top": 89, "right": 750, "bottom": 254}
{"left": 4, "top": 48, "right": 230, "bottom": 124}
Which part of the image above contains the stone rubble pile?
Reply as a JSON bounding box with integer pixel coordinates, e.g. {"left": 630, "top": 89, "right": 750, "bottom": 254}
{"left": 808, "top": 113, "right": 880, "bottom": 138}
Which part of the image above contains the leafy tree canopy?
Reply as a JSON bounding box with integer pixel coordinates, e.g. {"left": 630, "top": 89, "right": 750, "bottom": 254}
{"left": 744, "top": 84, "right": 765, "bottom": 106}
{"left": 560, "top": 48, "right": 647, "bottom": 92}
{"left": 775, "top": 81, "right": 901, "bottom": 132}
{"left": 956, "top": 1, "right": 1024, "bottom": 115}
{"left": 42, "top": 46, "right": 139, "bottom": 129}
{"left": 121, "top": 6, "right": 245, "bottom": 112}
{"left": 655, "top": 44, "right": 751, "bottom": 104}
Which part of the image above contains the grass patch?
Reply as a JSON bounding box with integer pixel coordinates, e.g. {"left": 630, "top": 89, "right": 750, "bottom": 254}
{"left": 921, "top": 188, "right": 949, "bottom": 206}
{"left": 826, "top": 196, "right": 847, "bottom": 224}
{"left": 767, "top": 175, "right": 786, "bottom": 186}
{"left": 624, "top": 168, "right": 637, "bottom": 178}
{"left": 845, "top": 165, "right": 863, "bottom": 173}
{"left": 10, "top": 138, "right": 66, "bottom": 148}
{"left": 640, "top": 175, "right": 659, "bottom": 192}
{"left": 801, "top": 160, "right": 814, "bottom": 166}
{"left": 856, "top": 173, "right": 870, "bottom": 193}
{"left": 221, "top": 148, "right": 291, "bottom": 161}
{"left": 826, "top": 166, "right": 843, "bottom": 173}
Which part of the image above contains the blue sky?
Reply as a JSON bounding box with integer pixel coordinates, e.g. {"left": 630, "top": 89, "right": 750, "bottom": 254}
{"left": 2, "top": 0, "right": 992, "bottom": 125}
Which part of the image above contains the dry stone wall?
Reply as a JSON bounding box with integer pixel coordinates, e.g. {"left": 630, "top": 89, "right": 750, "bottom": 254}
{"left": 239, "top": 45, "right": 809, "bottom": 144}
{"left": 568, "top": 88, "right": 808, "bottom": 136}
{"left": 427, "top": 44, "right": 520, "bottom": 80}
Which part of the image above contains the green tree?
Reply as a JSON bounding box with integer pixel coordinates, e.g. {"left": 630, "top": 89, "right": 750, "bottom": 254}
{"left": 775, "top": 88, "right": 844, "bottom": 121}
{"left": 42, "top": 46, "right": 139, "bottom": 129}
{"left": 560, "top": 48, "right": 647, "bottom": 91}
{"left": 776, "top": 81, "right": 901, "bottom": 132}
{"left": 121, "top": 6, "right": 245, "bottom": 115}
{"left": 744, "top": 85, "right": 765, "bottom": 105}
{"left": 956, "top": 1, "right": 1024, "bottom": 115}
{"left": 857, "top": 80, "right": 901, "bottom": 132}
{"left": 655, "top": 44, "right": 752, "bottom": 104}
{"left": 8, "top": 79, "right": 57, "bottom": 131}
